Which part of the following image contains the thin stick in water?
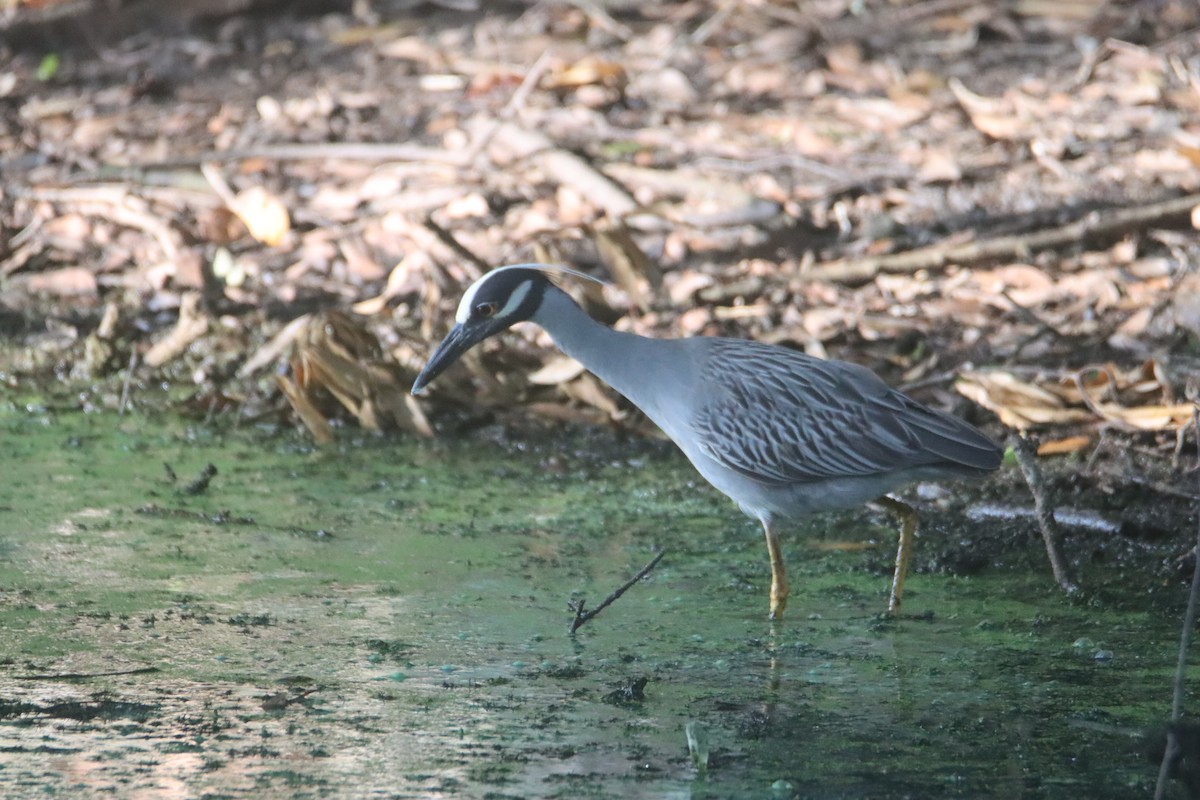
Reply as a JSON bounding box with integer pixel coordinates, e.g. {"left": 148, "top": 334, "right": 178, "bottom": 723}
{"left": 117, "top": 349, "right": 137, "bottom": 416}
{"left": 1154, "top": 406, "right": 1200, "bottom": 800}
{"left": 1008, "top": 433, "right": 1079, "bottom": 594}
{"left": 569, "top": 550, "right": 665, "bottom": 634}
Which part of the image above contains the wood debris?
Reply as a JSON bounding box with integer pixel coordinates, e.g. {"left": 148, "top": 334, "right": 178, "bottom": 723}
{"left": 958, "top": 359, "right": 1197, "bottom": 436}
{"left": 277, "top": 312, "right": 432, "bottom": 442}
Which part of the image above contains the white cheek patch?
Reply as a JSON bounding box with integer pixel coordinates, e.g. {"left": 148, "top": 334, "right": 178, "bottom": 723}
{"left": 454, "top": 262, "right": 606, "bottom": 324}
{"left": 497, "top": 279, "right": 532, "bottom": 318}
{"left": 454, "top": 271, "right": 534, "bottom": 323}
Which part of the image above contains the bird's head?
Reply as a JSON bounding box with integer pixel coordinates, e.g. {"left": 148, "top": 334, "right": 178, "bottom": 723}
{"left": 410, "top": 264, "right": 601, "bottom": 395}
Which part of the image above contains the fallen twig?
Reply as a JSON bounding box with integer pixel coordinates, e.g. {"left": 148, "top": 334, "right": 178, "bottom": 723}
{"left": 144, "top": 292, "right": 209, "bottom": 368}
{"left": 1008, "top": 433, "right": 1079, "bottom": 595}
{"left": 16, "top": 666, "right": 159, "bottom": 681}
{"left": 1155, "top": 406, "right": 1200, "bottom": 800}
{"left": 384, "top": 214, "right": 484, "bottom": 282}
{"left": 809, "top": 192, "right": 1200, "bottom": 284}
{"left": 260, "top": 687, "right": 320, "bottom": 711}
{"left": 486, "top": 120, "right": 638, "bottom": 220}
{"left": 569, "top": 0, "right": 633, "bottom": 41}
{"left": 1000, "top": 288, "right": 1065, "bottom": 364}
{"left": 180, "top": 463, "right": 218, "bottom": 496}
{"left": 238, "top": 313, "right": 310, "bottom": 378}
{"left": 117, "top": 349, "right": 137, "bottom": 417}
{"left": 568, "top": 550, "right": 665, "bottom": 634}
{"left": 458, "top": 48, "right": 554, "bottom": 165}
{"left": 114, "top": 141, "right": 468, "bottom": 168}
{"left": 17, "top": 186, "right": 186, "bottom": 264}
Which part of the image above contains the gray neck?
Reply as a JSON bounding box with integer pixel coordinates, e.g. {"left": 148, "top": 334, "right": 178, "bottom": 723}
{"left": 530, "top": 286, "right": 658, "bottom": 406}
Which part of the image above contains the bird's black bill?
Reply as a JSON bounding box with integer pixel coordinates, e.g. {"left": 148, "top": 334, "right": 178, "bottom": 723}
{"left": 411, "top": 323, "right": 478, "bottom": 395}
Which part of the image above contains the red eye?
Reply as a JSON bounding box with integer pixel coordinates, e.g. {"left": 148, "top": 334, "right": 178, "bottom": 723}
{"left": 475, "top": 302, "right": 498, "bottom": 317}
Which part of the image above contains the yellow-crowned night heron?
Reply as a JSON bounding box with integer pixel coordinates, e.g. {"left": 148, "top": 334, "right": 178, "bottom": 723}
{"left": 412, "top": 264, "right": 1001, "bottom": 619}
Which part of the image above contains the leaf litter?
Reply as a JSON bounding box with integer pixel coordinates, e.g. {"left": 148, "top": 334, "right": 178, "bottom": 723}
{"left": 2, "top": 0, "right": 1200, "bottom": 795}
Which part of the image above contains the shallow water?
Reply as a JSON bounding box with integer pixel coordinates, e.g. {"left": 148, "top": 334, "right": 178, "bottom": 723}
{"left": 0, "top": 408, "right": 1186, "bottom": 798}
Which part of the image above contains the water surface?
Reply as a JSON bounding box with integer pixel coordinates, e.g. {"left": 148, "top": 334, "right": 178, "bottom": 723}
{"left": 0, "top": 409, "right": 1180, "bottom": 797}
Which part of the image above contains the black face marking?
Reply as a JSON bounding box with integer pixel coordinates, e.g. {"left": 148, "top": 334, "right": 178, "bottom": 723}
{"left": 416, "top": 264, "right": 598, "bottom": 396}
{"left": 456, "top": 267, "right": 551, "bottom": 325}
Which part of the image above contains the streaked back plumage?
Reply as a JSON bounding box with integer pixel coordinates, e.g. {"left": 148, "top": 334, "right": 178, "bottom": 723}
{"left": 688, "top": 339, "right": 1000, "bottom": 486}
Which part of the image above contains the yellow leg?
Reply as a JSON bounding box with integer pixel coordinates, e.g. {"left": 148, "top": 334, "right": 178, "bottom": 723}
{"left": 876, "top": 496, "right": 918, "bottom": 616}
{"left": 762, "top": 518, "right": 789, "bottom": 620}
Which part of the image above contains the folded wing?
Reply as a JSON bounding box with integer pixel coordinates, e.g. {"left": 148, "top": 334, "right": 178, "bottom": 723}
{"left": 690, "top": 340, "right": 1000, "bottom": 486}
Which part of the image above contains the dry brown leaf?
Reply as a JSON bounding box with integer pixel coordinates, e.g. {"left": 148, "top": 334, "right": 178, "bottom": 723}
{"left": 339, "top": 239, "right": 387, "bottom": 282}
{"left": 964, "top": 111, "right": 1025, "bottom": 140}
{"left": 627, "top": 67, "right": 696, "bottom": 107}
{"left": 676, "top": 307, "right": 713, "bottom": 335}
{"left": 239, "top": 314, "right": 310, "bottom": 378}
{"left": 824, "top": 42, "right": 864, "bottom": 76}
{"left": 602, "top": 163, "right": 756, "bottom": 225}
{"left": 486, "top": 121, "right": 637, "bottom": 219}
{"left": 41, "top": 212, "right": 92, "bottom": 242}
{"left": 1133, "top": 148, "right": 1193, "bottom": 175}
{"left": 527, "top": 355, "right": 586, "bottom": 386}
{"left": 1067, "top": 361, "right": 1164, "bottom": 403}
{"left": 283, "top": 312, "right": 432, "bottom": 439}
{"left": 973, "top": 265, "right": 1054, "bottom": 307}
{"left": 799, "top": 306, "right": 851, "bottom": 342}
{"left": 560, "top": 373, "right": 622, "bottom": 418}
{"left": 960, "top": 360, "right": 1195, "bottom": 432}
{"left": 1056, "top": 271, "right": 1121, "bottom": 312}
{"left": 524, "top": 401, "right": 611, "bottom": 427}
{"left": 441, "top": 192, "right": 490, "bottom": 220}
{"left": 26, "top": 267, "right": 98, "bottom": 297}
{"left": 376, "top": 35, "right": 443, "bottom": 65}
{"left": 666, "top": 271, "right": 714, "bottom": 306}
{"left": 722, "top": 63, "right": 787, "bottom": 96}
{"left": 1036, "top": 435, "right": 1092, "bottom": 456}
{"left": 1091, "top": 402, "right": 1196, "bottom": 430}
{"left": 916, "top": 149, "right": 962, "bottom": 183}
{"left": 195, "top": 206, "right": 242, "bottom": 246}
{"left": 466, "top": 67, "right": 523, "bottom": 98}
{"left": 949, "top": 78, "right": 1025, "bottom": 140}
{"left": 202, "top": 164, "right": 292, "bottom": 247}
{"left": 1071, "top": 362, "right": 1193, "bottom": 431}
{"left": 236, "top": 192, "right": 289, "bottom": 243}
{"left": 277, "top": 374, "right": 334, "bottom": 444}
{"left": 144, "top": 292, "right": 209, "bottom": 368}
{"left": 1109, "top": 307, "right": 1154, "bottom": 341}
{"left": 947, "top": 77, "right": 1008, "bottom": 114}
{"left": 1177, "top": 146, "right": 1200, "bottom": 169}
{"left": 957, "top": 371, "right": 1094, "bottom": 429}
{"left": 544, "top": 57, "right": 626, "bottom": 91}
{"left": 1172, "top": 272, "right": 1200, "bottom": 335}
{"left": 833, "top": 96, "right": 927, "bottom": 132}
{"left": 714, "top": 304, "right": 772, "bottom": 320}
{"left": 352, "top": 251, "right": 433, "bottom": 316}
{"left": 592, "top": 217, "right": 660, "bottom": 311}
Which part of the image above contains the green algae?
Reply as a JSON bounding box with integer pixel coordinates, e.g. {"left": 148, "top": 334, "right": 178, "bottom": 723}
{"left": 0, "top": 407, "right": 1191, "bottom": 798}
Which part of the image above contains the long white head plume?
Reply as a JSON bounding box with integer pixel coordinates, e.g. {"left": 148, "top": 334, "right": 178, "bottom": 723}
{"left": 454, "top": 263, "right": 608, "bottom": 324}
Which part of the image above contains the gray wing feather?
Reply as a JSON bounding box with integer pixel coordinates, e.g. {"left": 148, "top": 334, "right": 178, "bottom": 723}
{"left": 690, "top": 340, "right": 1000, "bottom": 485}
